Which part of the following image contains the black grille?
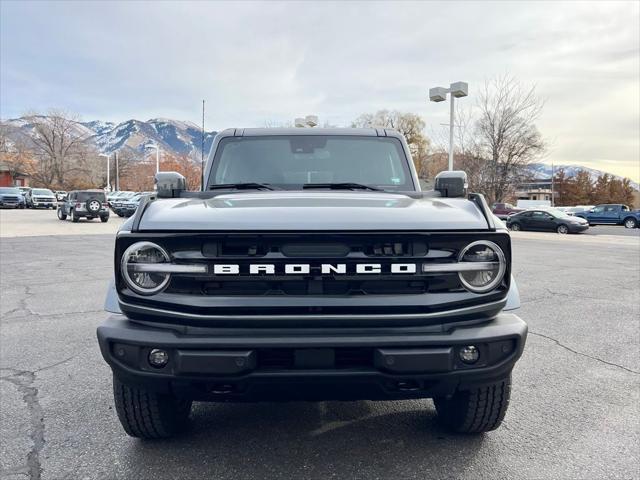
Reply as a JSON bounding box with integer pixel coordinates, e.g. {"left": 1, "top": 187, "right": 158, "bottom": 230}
{"left": 115, "top": 231, "right": 511, "bottom": 323}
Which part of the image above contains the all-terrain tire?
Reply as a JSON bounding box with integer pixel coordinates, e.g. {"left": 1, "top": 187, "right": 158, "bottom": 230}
{"left": 71, "top": 210, "right": 79, "bottom": 223}
{"left": 112, "top": 376, "right": 192, "bottom": 439}
{"left": 434, "top": 376, "right": 511, "bottom": 434}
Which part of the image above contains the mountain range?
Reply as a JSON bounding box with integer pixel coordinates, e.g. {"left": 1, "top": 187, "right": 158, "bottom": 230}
{"left": 1, "top": 116, "right": 217, "bottom": 159}
{"left": 526, "top": 163, "right": 639, "bottom": 191}
{"left": 2, "top": 116, "right": 637, "bottom": 190}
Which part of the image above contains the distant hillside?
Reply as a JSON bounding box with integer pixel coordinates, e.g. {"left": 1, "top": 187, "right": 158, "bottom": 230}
{"left": 1, "top": 116, "right": 217, "bottom": 159}
{"left": 526, "top": 163, "right": 639, "bottom": 191}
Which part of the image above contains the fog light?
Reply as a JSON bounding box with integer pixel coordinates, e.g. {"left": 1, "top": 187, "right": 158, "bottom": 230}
{"left": 148, "top": 349, "right": 169, "bottom": 368}
{"left": 459, "top": 346, "right": 479, "bottom": 364}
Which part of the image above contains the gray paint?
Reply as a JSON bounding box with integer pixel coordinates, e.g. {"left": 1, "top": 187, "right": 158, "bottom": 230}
{"left": 137, "top": 191, "right": 490, "bottom": 231}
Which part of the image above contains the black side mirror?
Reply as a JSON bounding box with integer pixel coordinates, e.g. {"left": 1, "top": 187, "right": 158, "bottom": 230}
{"left": 155, "top": 172, "right": 186, "bottom": 198}
{"left": 434, "top": 170, "right": 468, "bottom": 198}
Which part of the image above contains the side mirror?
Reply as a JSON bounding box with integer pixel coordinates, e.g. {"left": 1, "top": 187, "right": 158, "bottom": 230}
{"left": 434, "top": 170, "right": 468, "bottom": 198}
{"left": 155, "top": 171, "right": 186, "bottom": 198}
{"left": 589, "top": 209, "right": 595, "bottom": 213}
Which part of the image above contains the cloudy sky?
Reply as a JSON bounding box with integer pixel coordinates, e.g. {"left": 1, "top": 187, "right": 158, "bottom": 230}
{"left": 1, "top": 1, "right": 639, "bottom": 180}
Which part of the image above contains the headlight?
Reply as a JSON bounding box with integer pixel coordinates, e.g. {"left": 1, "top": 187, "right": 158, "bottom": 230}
{"left": 121, "top": 241, "right": 171, "bottom": 295}
{"left": 457, "top": 240, "right": 506, "bottom": 293}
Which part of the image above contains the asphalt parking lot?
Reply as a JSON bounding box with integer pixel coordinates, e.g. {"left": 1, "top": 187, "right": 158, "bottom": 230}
{"left": 1, "top": 209, "right": 639, "bottom": 479}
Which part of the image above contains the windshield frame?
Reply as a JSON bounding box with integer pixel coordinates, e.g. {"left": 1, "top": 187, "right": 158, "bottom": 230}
{"left": 206, "top": 134, "right": 418, "bottom": 192}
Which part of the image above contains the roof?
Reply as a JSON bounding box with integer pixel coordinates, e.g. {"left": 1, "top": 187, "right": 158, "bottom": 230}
{"left": 216, "top": 127, "right": 404, "bottom": 139}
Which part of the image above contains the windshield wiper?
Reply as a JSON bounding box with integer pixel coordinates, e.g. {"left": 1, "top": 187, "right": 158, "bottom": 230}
{"left": 209, "top": 183, "right": 275, "bottom": 191}
{"left": 302, "top": 182, "right": 383, "bottom": 192}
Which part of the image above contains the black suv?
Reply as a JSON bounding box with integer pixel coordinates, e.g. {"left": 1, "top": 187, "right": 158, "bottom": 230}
{"left": 98, "top": 128, "right": 527, "bottom": 439}
{"left": 58, "top": 190, "right": 110, "bottom": 222}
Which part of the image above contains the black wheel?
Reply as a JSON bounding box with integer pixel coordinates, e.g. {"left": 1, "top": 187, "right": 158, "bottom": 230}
{"left": 509, "top": 222, "right": 521, "bottom": 231}
{"left": 71, "top": 210, "right": 79, "bottom": 223}
{"left": 623, "top": 218, "right": 637, "bottom": 229}
{"left": 100, "top": 215, "right": 109, "bottom": 223}
{"left": 556, "top": 224, "right": 569, "bottom": 234}
{"left": 113, "top": 376, "right": 192, "bottom": 439}
{"left": 434, "top": 376, "right": 511, "bottom": 434}
{"left": 57, "top": 208, "right": 67, "bottom": 221}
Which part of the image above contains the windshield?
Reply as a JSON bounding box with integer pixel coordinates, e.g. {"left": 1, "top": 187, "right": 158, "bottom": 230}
{"left": 76, "top": 192, "right": 106, "bottom": 201}
{"left": 208, "top": 135, "right": 414, "bottom": 191}
{"left": 0, "top": 188, "right": 21, "bottom": 194}
{"left": 32, "top": 189, "right": 54, "bottom": 196}
{"left": 547, "top": 208, "right": 572, "bottom": 219}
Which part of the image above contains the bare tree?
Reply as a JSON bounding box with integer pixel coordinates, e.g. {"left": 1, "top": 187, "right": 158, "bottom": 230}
{"left": 24, "top": 110, "right": 95, "bottom": 188}
{"left": 0, "top": 124, "right": 35, "bottom": 181}
{"left": 474, "top": 75, "right": 546, "bottom": 203}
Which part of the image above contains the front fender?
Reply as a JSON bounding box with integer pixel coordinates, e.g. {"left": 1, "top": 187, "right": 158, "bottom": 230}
{"left": 504, "top": 275, "right": 520, "bottom": 311}
{"left": 104, "top": 279, "right": 122, "bottom": 314}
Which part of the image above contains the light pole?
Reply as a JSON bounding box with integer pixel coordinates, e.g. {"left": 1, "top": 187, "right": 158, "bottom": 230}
{"left": 99, "top": 153, "right": 110, "bottom": 191}
{"left": 146, "top": 144, "right": 160, "bottom": 173}
{"left": 429, "top": 82, "right": 468, "bottom": 171}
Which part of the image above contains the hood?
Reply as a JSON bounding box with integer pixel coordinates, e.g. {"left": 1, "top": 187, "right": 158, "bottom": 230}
{"left": 135, "top": 192, "right": 490, "bottom": 231}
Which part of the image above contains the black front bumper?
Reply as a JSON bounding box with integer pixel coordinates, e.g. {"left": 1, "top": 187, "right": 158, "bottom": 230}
{"left": 98, "top": 313, "right": 527, "bottom": 401}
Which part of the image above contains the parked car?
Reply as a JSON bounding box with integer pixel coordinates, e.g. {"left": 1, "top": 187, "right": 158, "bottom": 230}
{"left": 111, "top": 192, "right": 153, "bottom": 217}
{"left": 574, "top": 204, "right": 640, "bottom": 228}
{"left": 108, "top": 191, "right": 136, "bottom": 208}
{"left": 507, "top": 208, "right": 589, "bottom": 234}
{"left": 25, "top": 188, "right": 57, "bottom": 209}
{"left": 492, "top": 202, "right": 525, "bottom": 220}
{"left": 110, "top": 191, "right": 139, "bottom": 215}
{"left": 0, "top": 187, "right": 26, "bottom": 209}
{"left": 57, "top": 190, "right": 109, "bottom": 222}
{"left": 556, "top": 205, "right": 594, "bottom": 216}
{"left": 54, "top": 190, "right": 68, "bottom": 201}
{"left": 18, "top": 186, "right": 31, "bottom": 198}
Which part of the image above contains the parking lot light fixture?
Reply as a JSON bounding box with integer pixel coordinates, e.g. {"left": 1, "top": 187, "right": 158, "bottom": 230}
{"left": 429, "top": 81, "right": 468, "bottom": 171}
{"left": 145, "top": 143, "right": 161, "bottom": 173}
{"left": 99, "top": 153, "right": 110, "bottom": 191}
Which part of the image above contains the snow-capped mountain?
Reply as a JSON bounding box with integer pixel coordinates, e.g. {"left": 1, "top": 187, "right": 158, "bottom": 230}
{"left": 526, "top": 163, "right": 639, "bottom": 190}
{"left": 1, "top": 116, "right": 217, "bottom": 159}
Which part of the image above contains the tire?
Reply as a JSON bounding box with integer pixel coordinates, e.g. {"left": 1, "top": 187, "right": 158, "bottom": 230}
{"left": 57, "top": 209, "right": 67, "bottom": 221}
{"left": 71, "top": 210, "right": 79, "bottom": 223}
{"left": 509, "top": 222, "right": 521, "bottom": 231}
{"left": 100, "top": 215, "right": 109, "bottom": 223}
{"left": 623, "top": 217, "right": 637, "bottom": 229}
{"left": 556, "top": 224, "right": 569, "bottom": 234}
{"left": 434, "top": 376, "right": 511, "bottom": 434}
{"left": 112, "top": 376, "right": 192, "bottom": 439}
{"left": 86, "top": 198, "right": 101, "bottom": 215}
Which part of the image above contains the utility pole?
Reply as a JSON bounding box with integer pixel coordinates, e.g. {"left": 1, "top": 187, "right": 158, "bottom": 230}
{"left": 551, "top": 161, "right": 555, "bottom": 207}
{"left": 99, "top": 153, "right": 110, "bottom": 191}
{"left": 115, "top": 150, "right": 119, "bottom": 191}
{"left": 201, "top": 99, "right": 205, "bottom": 191}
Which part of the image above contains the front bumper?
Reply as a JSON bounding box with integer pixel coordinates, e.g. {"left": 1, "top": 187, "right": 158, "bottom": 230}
{"left": 569, "top": 223, "right": 589, "bottom": 233}
{"left": 97, "top": 313, "right": 527, "bottom": 401}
